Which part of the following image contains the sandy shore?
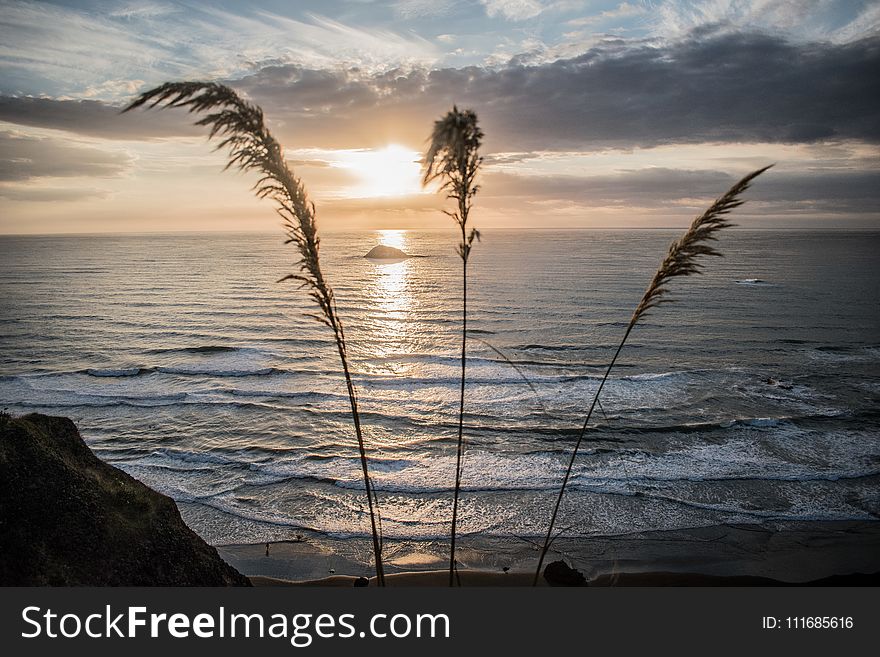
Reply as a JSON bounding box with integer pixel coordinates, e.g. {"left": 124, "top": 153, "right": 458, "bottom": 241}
{"left": 247, "top": 570, "right": 880, "bottom": 587}
{"left": 217, "top": 520, "right": 880, "bottom": 586}
{"left": 249, "top": 570, "right": 547, "bottom": 587}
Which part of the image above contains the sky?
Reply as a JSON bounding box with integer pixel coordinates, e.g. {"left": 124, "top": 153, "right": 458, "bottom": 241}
{"left": 0, "top": 0, "right": 878, "bottom": 233}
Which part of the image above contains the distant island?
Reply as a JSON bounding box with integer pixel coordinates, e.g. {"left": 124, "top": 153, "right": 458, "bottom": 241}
{"left": 364, "top": 244, "right": 409, "bottom": 259}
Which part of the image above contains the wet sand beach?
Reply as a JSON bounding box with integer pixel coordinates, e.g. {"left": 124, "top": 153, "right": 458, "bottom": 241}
{"left": 220, "top": 519, "right": 880, "bottom": 586}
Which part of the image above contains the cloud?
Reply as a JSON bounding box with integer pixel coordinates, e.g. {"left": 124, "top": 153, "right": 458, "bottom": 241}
{"left": 603, "top": 2, "right": 646, "bottom": 20}
{"left": 0, "top": 0, "right": 189, "bottom": 97}
{"left": 651, "top": 0, "right": 874, "bottom": 43}
{"left": 106, "top": 2, "right": 180, "bottom": 20}
{"left": 393, "top": 0, "right": 460, "bottom": 20}
{"left": 566, "top": 1, "right": 646, "bottom": 26}
{"left": 0, "top": 185, "right": 110, "bottom": 202}
{"left": 81, "top": 79, "right": 147, "bottom": 99}
{"left": 0, "top": 131, "right": 133, "bottom": 181}
{"left": 833, "top": 3, "right": 880, "bottom": 43}
{"left": 0, "top": 96, "right": 202, "bottom": 140}
{"left": 2, "top": 31, "right": 878, "bottom": 155}
{"left": 482, "top": 167, "right": 736, "bottom": 204}
{"left": 232, "top": 31, "right": 880, "bottom": 151}
{"left": 0, "top": 1, "right": 440, "bottom": 99}
{"left": 481, "top": 167, "right": 880, "bottom": 215}
{"left": 481, "top": 1, "right": 546, "bottom": 21}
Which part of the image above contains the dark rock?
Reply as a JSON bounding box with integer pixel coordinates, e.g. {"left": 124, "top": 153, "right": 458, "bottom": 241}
{"left": 353, "top": 576, "right": 370, "bottom": 587}
{"left": 543, "top": 560, "right": 587, "bottom": 587}
{"left": 0, "top": 413, "right": 250, "bottom": 586}
{"left": 365, "top": 245, "right": 408, "bottom": 259}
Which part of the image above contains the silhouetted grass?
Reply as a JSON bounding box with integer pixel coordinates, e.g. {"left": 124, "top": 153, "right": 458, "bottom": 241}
{"left": 124, "top": 82, "right": 386, "bottom": 586}
{"left": 533, "top": 165, "right": 773, "bottom": 585}
{"left": 122, "top": 84, "right": 772, "bottom": 587}
{"left": 423, "top": 106, "right": 483, "bottom": 586}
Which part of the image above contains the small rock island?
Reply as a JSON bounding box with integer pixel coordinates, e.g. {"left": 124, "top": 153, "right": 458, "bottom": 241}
{"left": 364, "top": 244, "right": 409, "bottom": 259}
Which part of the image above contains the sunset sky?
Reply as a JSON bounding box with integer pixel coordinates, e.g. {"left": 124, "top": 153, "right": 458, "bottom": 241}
{"left": 1, "top": 0, "right": 878, "bottom": 233}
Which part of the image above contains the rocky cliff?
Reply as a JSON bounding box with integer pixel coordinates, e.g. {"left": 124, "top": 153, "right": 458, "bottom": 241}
{"left": 0, "top": 413, "right": 250, "bottom": 586}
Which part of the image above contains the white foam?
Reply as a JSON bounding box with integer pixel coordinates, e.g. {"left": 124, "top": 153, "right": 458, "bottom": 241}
{"left": 86, "top": 368, "right": 142, "bottom": 377}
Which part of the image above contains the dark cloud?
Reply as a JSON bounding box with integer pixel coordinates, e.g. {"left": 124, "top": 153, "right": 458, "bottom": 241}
{"left": 0, "top": 96, "right": 201, "bottom": 140}
{"left": 1, "top": 32, "right": 877, "bottom": 153}
{"left": 482, "top": 168, "right": 880, "bottom": 215}
{"left": 741, "top": 169, "right": 880, "bottom": 214}
{"left": 482, "top": 168, "right": 736, "bottom": 205}
{"left": 235, "top": 31, "right": 880, "bottom": 151}
{"left": 0, "top": 131, "right": 133, "bottom": 181}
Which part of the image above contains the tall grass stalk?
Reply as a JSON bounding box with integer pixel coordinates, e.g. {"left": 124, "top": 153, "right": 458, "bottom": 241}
{"left": 533, "top": 165, "right": 772, "bottom": 585}
{"left": 124, "top": 82, "right": 386, "bottom": 586}
{"left": 423, "top": 106, "right": 483, "bottom": 586}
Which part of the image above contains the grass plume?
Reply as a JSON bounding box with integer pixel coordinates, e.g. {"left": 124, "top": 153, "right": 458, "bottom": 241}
{"left": 533, "top": 165, "right": 772, "bottom": 585}
{"left": 123, "top": 81, "right": 386, "bottom": 586}
{"left": 423, "top": 106, "right": 483, "bottom": 586}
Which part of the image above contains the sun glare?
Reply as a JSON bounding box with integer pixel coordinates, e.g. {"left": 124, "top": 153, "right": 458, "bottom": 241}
{"left": 338, "top": 145, "right": 423, "bottom": 198}
{"left": 377, "top": 229, "right": 407, "bottom": 251}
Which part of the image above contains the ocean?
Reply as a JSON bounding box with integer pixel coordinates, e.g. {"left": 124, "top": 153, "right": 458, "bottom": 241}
{"left": 1, "top": 229, "right": 878, "bottom": 556}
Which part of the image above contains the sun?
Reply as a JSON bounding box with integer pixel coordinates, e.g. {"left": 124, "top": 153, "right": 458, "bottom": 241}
{"left": 337, "top": 144, "right": 424, "bottom": 198}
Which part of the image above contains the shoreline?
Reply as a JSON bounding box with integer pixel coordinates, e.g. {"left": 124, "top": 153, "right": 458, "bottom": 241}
{"left": 247, "top": 570, "right": 880, "bottom": 587}
{"left": 217, "top": 519, "right": 880, "bottom": 586}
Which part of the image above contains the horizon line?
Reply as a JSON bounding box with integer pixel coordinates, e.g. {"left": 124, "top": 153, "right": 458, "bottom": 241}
{"left": 3, "top": 225, "right": 880, "bottom": 238}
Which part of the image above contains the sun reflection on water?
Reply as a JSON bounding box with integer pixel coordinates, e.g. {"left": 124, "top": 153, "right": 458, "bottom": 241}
{"left": 366, "top": 230, "right": 415, "bottom": 366}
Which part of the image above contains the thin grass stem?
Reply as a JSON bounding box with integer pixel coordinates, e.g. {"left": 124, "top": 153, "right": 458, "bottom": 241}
{"left": 422, "top": 106, "right": 483, "bottom": 586}
{"left": 533, "top": 165, "right": 772, "bottom": 585}
{"left": 123, "top": 82, "right": 385, "bottom": 585}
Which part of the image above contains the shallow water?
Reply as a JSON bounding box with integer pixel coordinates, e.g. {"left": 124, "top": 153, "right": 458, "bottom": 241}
{"left": 1, "top": 229, "right": 878, "bottom": 546}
